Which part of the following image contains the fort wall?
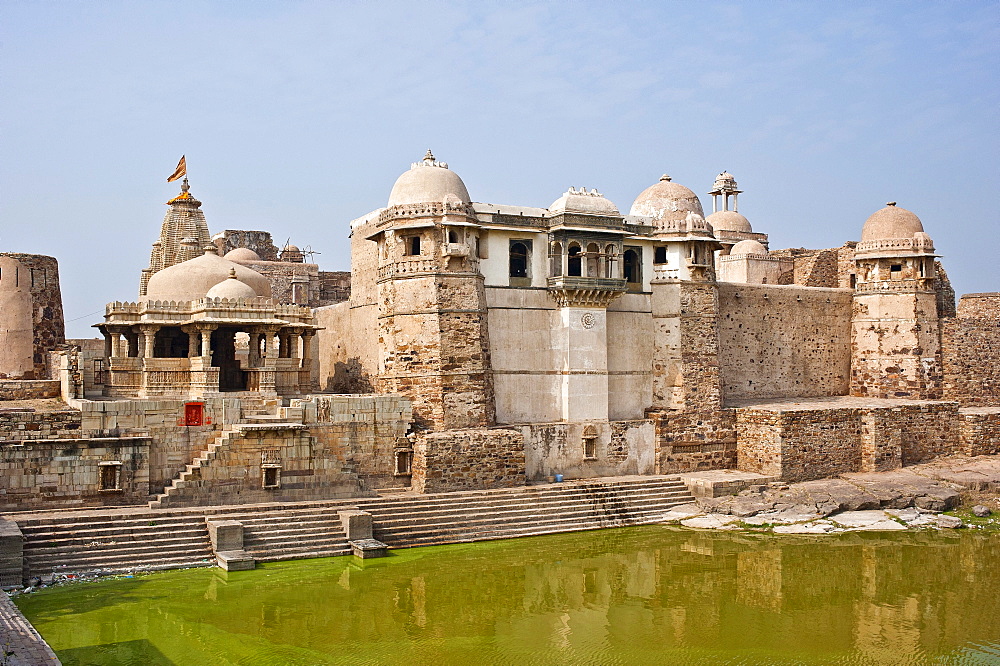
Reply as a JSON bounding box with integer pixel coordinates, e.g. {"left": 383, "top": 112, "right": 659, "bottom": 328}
{"left": 718, "top": 284, "right": 853, "bottom": 401}
{"left": 0, "top": 253, "right": 65, "bottom": 379}
{"left": 942, "top": 293, "right": 1000, "bottom": 406}
{"left": 0, "top": 436, "right": 150, "bottom": 510}
{"left": 411, "top": 428, "right": 525, "bottom": 493}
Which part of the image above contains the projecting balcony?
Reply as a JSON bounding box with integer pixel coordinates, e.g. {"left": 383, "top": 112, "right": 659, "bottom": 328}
{"left": 441, "top": 242, "right": 470, "bottom": 257}
{"left": 546, "top": 276, "right": 627, "bottom": 308}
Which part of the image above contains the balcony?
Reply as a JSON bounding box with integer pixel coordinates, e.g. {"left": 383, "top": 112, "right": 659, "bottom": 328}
{"left": 546, "top": 276, "right": 627, "bottom": 308}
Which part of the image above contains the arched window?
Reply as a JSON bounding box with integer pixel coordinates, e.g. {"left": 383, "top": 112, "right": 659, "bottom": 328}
{"left": 568, "top": 245, "right": 582, "bottom": 277}
{"left": 509, "top": 242, "right": 529, "bottom": 278}
{"left": 550, "top": 242, "right": 563, "bottom": 276}
{"left": 624, "top": 249, "right": 640, "bottom": 285}
{"left": 605, "top": 244, "right": 617, "bottom": 278}
{"left": 586, "top": 243, "right": 600, "bottom": 277}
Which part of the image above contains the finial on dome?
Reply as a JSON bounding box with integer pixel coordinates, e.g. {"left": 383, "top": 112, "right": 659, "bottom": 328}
{"left": 228, "top": 268, "right": 237, "bottom": 279}
{"left": 181, "top": 177, "right": 190, "bottom": 193}
{"left": 887, "top": 201, "right": 897, "bottom": 207}
{"left": 423, "top": 149, "right": 435, "bottom": 163}
{"left": 660, "top": 174, "right": 672, "bottom": 182}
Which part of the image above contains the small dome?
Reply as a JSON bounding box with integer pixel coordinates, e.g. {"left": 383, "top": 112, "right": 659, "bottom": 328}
{"left": 548, "top": 187, "right": 620, "bottom": 216}
{"left": 224, "top": 247, "right": 262, "bottom": 262}
{"left": 730, "top": 239, "right": 768, "bottom": 255}
{"left": 710, "top": 171, "right": 739, "bottom": 192}
{"left": 144, "top": 249, "right": 272, "bottom": 301}
{"left": 387, "top": 150, "right": 471, "bottom": 207}
{"left": 706, "top": 210, "right": 752, "bottom": 234}
{"left": 629, "top": 175, "right": 705, "bottom": 230}
{"left": 280, "top": 244, "right": 304, "bottom": 262}
{"left": 861, "top": 203, "right": 925, "bottom": 241}
{"left": 206, "top": 269, "right": 259, "bottom": 300}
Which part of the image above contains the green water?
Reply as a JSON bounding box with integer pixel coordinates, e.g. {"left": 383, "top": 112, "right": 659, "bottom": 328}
{"left": 14, "top": 526, "right": 1000, "bottom": 665}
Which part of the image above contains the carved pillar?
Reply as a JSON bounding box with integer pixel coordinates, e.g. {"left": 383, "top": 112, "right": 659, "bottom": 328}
{"left": 139, "top": 325, "right": 157, "bottom": 359}
{"left": 248, "top": 331, "right": 261, "bottom": 367}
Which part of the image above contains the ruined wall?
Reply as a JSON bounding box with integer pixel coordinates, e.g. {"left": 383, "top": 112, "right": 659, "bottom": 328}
{"left": 0, "top": 380, "right": 60, "bottom": 400}
{"left": 0, "top": 437, "right": 150, "bottom": 511}
{"left": 411, "top": 428, "right": 525, "bottom": 493}
{"left": 650, "top": 409, "right": 737, "bottom": 473}
{"left": 299, "top": 394, "right": 412, "bottom": 491}
{"left": 520, "top": 420, "right": 655, "bottom": 481}
{"left": 0, "top": 253, "right": 64, "bottom": 379}
{"left": 735, "top": 402, "right": 963, "bottom": 482}
{"left": 0, "top": 256, "right": 34, "bottom": 379}
{"left": 213, "top": 230, "right": 280, "bottom": 261}
{"left": 941, "top": 293, "right": 1000, "bottom": 406}
{"left": 318, "top": 271, "right": 351, "bottom": 305}
{"left": 717, "top": 284, "right": 853, "bottom": 401}
{"left": 960, "top": 409, "right": 1000, "bottom": 456}
{"left": 769, "top": 244, "right": 855, "bottom": 288}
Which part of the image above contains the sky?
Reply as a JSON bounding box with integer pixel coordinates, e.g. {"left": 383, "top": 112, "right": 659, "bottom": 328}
{"left": 2, "top": 0, "right": 998, "bottom": 337}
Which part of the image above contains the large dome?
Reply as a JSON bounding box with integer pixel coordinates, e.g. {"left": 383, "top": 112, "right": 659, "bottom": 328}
{"left": 706, "top": 210, "right": 752, "bottom": 234}
{"left": 548, "top": 187, "right": 619, "bottom": 216}
{"left": 629, "top": 175, "right": 705, "bottom": 229}
{"left": 861, "top": 203, "right": 924, "bottom": 241}
{"left": 206, "top": 270, "right": 259, "bottom": 300}
{"left": 730, "top": 239, "right": 768, "bottom": 255}
{"left": 144, "top": 249, "right": 272, "bottom": 302}
{"left": 387, "top": 150, "right": 471, "bottom": 207}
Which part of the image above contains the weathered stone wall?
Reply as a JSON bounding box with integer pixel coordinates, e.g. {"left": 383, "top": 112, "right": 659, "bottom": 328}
{"left": 735, "top": 401, "right": 963, "bottom": 481}
{"left": 0, "top": 407, "right": 81, "bottom": 440}
{"left": 315, "top": 302, "right": 378, "bottom": 394}
{"left": 650, "top": 281, "right": 723, "bottom": 412}
{"left": 213, "top": 230, "right": 280, "bottom": 261}
{"left": 960, "top": 409, "right": 1000, "bottom": 456}
{"left": 298, "top": 394, "right": 412, "bottom": 490}
{"left": 0, "top": 380, "right": 60, "bottom": 400}
{"left": 651, "top": 409, "right": 737, "bottom": 473}
{"left": 607, "top": 294, "right": 654, "bottom": 420}
{"left": 769, "top": 245, "right": 854, "bottom": 288}
{"left": 942, "top": 293, "right": 1000, "bottom": 406}
{"left": 0, "top": 253, "right": 65, "bottom": 379}
{"left": 411, "top": 428, "right": 525, "bottom": 493}
{"left": 717, "top": 284, "right": 853, "bottom": 401}
{"left": 318, "top": 271, "right": 351, "bottom": 306}
{"left": 0, "top": 436, "right": 150, "bottom": 510}
{"left": 520, "top": 420, "right": 655, "bottom": 481}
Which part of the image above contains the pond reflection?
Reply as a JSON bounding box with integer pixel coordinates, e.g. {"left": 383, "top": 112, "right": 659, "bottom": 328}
{"left": 17, "top": 526, "right": 1000, "bottom": 665}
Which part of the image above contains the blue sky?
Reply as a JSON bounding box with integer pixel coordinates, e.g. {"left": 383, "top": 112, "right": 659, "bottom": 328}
{"left": 2, "top": 1, "right": 997, "bottom": 337}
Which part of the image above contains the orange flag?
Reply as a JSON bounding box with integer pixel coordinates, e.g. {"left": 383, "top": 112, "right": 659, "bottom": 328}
{"left": 167, "top": 155, "right": 187, "bottom": 182}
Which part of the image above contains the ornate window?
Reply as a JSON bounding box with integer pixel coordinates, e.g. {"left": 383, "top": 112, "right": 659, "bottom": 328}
{"left": 509, "top": 240, "right": 531, "bottom": 282}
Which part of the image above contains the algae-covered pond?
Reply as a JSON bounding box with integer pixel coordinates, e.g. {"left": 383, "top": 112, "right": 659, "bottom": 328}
{"left": 15, "top": 526, "right": 1000, "bottom": 665}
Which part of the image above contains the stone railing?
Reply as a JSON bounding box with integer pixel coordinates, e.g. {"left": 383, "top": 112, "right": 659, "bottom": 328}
{"left": 546, "top": 276, "right": 627, "bottom": 307}
{"left": 855, "top": 278, "right": 936, "bottom": 294}
{"left": 378, "top": 258, "right": 437, "bottom": 281}
{"left": 855, "top": 237, "right": 935, "bottom": 256}
{"left": 378, "top": 201, "right": 477, "bottom": 227}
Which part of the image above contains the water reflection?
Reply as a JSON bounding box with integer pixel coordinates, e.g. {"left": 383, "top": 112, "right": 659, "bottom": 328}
{"left": 17, "top": 527, "right": 1000, "bottom": 665}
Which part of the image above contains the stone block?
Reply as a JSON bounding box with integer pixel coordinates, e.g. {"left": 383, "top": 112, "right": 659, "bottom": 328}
{"left": 206, "top": 519, "right": 244, "bottom": 552}
{"left": 350, "top": 538, "right": 388, "bottom": 559}
{"left": 216, "top": 550, "right": 255, "bottom": 571}
{"left": 339, "top": 510, "right": 372, "bottom": 540}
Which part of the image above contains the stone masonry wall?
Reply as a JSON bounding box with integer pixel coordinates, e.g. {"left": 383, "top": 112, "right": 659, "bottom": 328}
{"left": 0, "top": 408, "right": 82, "bottom": 440}
{"left": 520, "top": 420, "right": 655, "bottom": 481}
{"left": 960, "top": 409, "right": 1000, "bottom": 456}
{"left": 941, "top": 293, "right": 1000, "bottom": 406}
{"left": 652, "top": 409, "right": 737, "bottom": 473}
{"left": 411, "top": 428, "right": 525, "bottom": 493}
{"left": 0, "top": 380, "right": 60, "bottom": 400}
{"left": 0, "top": 253, "right": 65, "bottom": 379}
{"left": 0, "top": 436, "right": 150, "bottom": 511}
{"left": 736, "top": 402, "right": 963, "bottom": 482}
{"left": 718, "top": 284, "right": 853, "bottom": 400}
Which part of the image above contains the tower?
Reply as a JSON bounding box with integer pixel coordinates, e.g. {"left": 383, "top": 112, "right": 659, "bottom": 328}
{"left": 140, "top": 178, "right": 213, "bottom": 296}
{"left": 630, "top": 174, "right": 723, "bottom": 411}
{"left": 851, "top": 202, "right": 942, "bottom": 399}
{"left": 369, "top": 152, "right": 495, "bottom": 430}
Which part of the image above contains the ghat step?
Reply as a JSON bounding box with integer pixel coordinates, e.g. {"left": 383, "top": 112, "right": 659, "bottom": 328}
{"left": 11, "top": 476, "right": 693, "bottom": 578}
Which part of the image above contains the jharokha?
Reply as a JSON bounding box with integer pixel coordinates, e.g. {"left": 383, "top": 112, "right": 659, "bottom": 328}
{"left": 0, "top": 153, "right": 998, "bottom": 574}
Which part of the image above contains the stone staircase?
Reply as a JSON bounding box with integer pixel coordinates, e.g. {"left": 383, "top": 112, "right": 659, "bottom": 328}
{"left": 148, "top": 426, "right": 242, "bottom": 509}
{"left": 11, "top": 476, "right": 693, "bottom": 579}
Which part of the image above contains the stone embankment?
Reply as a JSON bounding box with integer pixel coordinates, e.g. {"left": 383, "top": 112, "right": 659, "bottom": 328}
{"left": 668, "top": 454, "right": 1000, "bottom": 534}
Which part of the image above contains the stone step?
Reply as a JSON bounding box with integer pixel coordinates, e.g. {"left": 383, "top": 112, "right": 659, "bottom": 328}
{"left": 22, "top": 533, "right": 210, "bottom": 557}
{"left": 373, "top": 503, "right": 687, "bottom": 545}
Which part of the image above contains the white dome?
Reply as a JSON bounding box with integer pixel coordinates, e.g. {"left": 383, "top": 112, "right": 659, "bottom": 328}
{"left": 224, "top": 247, "right": 262, "bottom": 262}
{"left": 548, "top": 187, "right": 619, "bottom": 216}
{"left": 629, "top": 175, "right": 705, "bottom": 231}
{"left": 144, "top": 250, "right": 272, "bottom": 302}
{"left": 206, "top": 270, "right": 259, "bottom": 300}
{"left": 706, "top": 210, "right": 752, "bottom": 234}
{"left": 730, "top": 239, "right": 768, "bottom": 255}
{"left": 387, "top": 151, "right": 471, "bottom": 207}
